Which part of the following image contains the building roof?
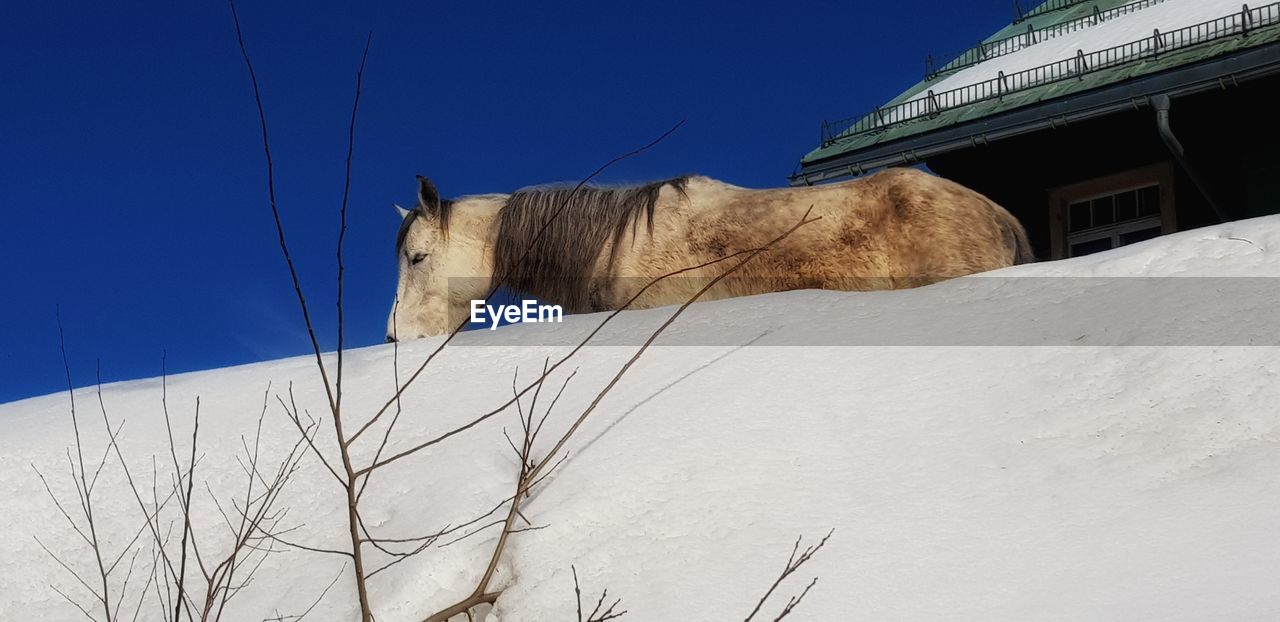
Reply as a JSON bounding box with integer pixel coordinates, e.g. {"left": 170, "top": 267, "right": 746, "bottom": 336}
{"left": 795, "top": 0, "right": 1280, "bottom": 184}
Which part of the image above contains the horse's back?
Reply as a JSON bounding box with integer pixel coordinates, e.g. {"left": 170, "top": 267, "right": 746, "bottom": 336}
{"left": 804, "top": 168, "right": 1028, "bottom": 277}
{"left": 606, "top": 169, "right": 1029, "bottom": 307}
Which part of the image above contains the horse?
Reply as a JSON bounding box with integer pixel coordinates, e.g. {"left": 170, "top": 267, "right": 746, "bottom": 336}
{"left": 387, "top": 167, "right": 1032, "bottom": 340}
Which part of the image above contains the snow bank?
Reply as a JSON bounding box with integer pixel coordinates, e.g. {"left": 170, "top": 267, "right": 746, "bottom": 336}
{"left": 4, "top": 216, "right": 1280, "bottom": 621}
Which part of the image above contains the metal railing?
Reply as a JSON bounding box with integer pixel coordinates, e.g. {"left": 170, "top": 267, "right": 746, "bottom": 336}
{"left": 820, "top": 3, "right": 1279, "bottom": 148}
{"left": 926, "top": 0, "right": 1171, "bottom": 81}
{"left": 1015, "top": 0, "right": 1093, "bottom": 22}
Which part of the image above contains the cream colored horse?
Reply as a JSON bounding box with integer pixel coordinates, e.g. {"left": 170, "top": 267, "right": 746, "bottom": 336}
{"left": 387, "top": 168, "right": 1031, "bottom": 340}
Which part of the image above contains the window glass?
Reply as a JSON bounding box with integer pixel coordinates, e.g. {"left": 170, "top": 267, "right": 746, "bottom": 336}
{"left": 1115, "top": 190, "right": 1137, "bottom": 222}
{"left": 1092, "top": 195, "right": 1115, "bottom": 227}
{"left": 1069, "top": 202, "right": 1090, "bottom": 232}
{"left": 1138, "top": 185, "right": 1160, "bottom": 217}
{"left": 1070, "top": 237, "right": 1114, "bottom": 257}
{"left": 1120, "top": 226, "right": 1161, "bottom": 246}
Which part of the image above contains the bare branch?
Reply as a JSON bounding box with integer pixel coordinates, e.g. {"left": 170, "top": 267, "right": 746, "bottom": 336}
{"left": 336, "top": 32, "right": 373, "bottom": 439}
{"left": 771, "top": 577, "right": 818, "bottom": 622}
{"left": 35, "top": 536, "right": 102, "bottom": 603}
{"left": 573, "top": 566, "right": 626, "bottom": 622}
{"left": 275, "top": 390, "right": 344, "bottom": 486}
{"left": 258, "top": 562, "right": 347, "bottom": 622}
{"left": 229, "top": 5, "right": 378, "bottom": 615}
{"left": 53, "top": 309, "right": 116, "bottom": 622}
{"left": 170, "top": 384, "right": 201, "bottom": 622}
{"left": 743, "top": 529, "right": 834, "bottom": 622}
{"left": 49, "top": 582, "right": 98, "bottom": 622}
{"left": 355, "top": 302, "right": 404, "bottom": 504}
{"left": 227, "top": 0, "right": 337, "bottom": 418}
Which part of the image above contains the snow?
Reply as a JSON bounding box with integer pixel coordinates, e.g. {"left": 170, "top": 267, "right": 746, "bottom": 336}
{"left": 908, "top": 0, "right": 1246, "bottom": 108}
{"left": 5, "top": 215, "right": 1280, "bottom": 621}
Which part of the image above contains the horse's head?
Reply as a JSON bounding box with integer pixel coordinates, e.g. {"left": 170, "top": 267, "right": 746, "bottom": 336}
{"left": 387, "top": 176, "right": 452, "bottom": 341}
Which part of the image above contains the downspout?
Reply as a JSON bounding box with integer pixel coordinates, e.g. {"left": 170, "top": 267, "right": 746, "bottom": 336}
{"left": 1151, "top": 94, "right": 1229, "bottom": 222}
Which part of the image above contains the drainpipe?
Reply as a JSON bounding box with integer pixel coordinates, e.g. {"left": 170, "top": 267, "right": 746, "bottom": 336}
{"left": 1151, "top": 94, "right": 1229, "bottom": 222}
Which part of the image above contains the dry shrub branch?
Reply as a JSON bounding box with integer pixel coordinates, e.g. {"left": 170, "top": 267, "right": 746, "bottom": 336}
{"left": 39, "top": 316, "right": 320, "bottom": 621}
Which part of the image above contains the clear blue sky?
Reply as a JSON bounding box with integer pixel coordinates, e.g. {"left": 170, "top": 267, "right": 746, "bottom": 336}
{"left": 0, "top": 1, "right": 1010, "bottom": 404}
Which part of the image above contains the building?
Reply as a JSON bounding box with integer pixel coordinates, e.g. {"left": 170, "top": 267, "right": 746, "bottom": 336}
{"left": 792, "top": 0, "right": 1280, "bottom": 260}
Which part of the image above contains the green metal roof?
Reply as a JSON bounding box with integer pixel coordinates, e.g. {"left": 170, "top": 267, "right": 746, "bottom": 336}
{"left": 801, "top": 1, "right": 1280, "bottom": 167}
{"left": 888, "top": 0, "right": 1138, "bottom": 109}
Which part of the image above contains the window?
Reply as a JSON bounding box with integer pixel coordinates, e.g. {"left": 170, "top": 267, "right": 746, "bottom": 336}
{"left": 1064, "top": 184, "right": 1163, "bottom": 257}
{"left": 1049, "top": 163, "right": 1176, "bottom": 259}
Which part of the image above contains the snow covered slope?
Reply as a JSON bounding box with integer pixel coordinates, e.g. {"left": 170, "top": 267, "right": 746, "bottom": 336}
{"left": 4, "top": 216, "right": 1280, "bottom": 621}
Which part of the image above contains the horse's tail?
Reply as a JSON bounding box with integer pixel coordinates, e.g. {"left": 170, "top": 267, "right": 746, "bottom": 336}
{"left": 998, "top": 208, "right": 1035, "bottom": 265}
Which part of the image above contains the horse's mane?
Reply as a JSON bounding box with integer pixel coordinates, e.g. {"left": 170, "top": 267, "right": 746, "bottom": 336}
{"left": 492, "top": 176, "right": 689, "bottom": 313}
{"left": 395, "top": 197, "right": 455, "bottom": 255}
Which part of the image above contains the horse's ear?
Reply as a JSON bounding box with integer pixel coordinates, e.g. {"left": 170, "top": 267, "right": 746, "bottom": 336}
{"left": 394, "top": 203, "right": 412, "bottom": 219}
{"left": 416, "top": 175, "right": 441, "bottom": 216}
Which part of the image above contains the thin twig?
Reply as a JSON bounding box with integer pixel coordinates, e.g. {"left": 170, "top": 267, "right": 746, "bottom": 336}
{"left": 228, "top": 0, "right": 338, "bottom": 418}
{"left": 573, "top": 566, "right": 626, "bottom": 622}
{"left": 53, "top": 309, "right": 116, "bottom": 622}
{"left": 336, "top": 32, "right": 372, "bottom": 446}
{"left": 229, "top": 4, "right": 377, "bottom": 616}
{"left": 744, "top": 529, "right": 834, "bottom": 622}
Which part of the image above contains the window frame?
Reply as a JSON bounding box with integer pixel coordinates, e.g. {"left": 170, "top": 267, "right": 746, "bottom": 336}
{"left": 1048, "top": 162, "right": 1177, "bottom": 259}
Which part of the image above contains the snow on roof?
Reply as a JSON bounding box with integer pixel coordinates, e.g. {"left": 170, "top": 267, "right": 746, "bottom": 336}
{"left": 914, "top": 0, "right": 1246, "bottom": 105}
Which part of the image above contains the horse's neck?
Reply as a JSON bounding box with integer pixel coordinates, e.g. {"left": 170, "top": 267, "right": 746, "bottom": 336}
{"left": 448, "top": 196, "right": 505, "bottom": 277}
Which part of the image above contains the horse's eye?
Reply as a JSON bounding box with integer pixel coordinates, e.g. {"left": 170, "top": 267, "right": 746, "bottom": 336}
{"left": 410, "top": 252, "right": 428, "bottom": 265}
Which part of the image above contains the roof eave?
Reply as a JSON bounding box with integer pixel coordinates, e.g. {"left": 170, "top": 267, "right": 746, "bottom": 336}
{"left": 791, "top": 42, "right": 1280, "bottom": 186}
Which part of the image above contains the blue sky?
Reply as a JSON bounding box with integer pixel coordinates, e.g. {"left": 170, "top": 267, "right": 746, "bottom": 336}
{"left": 0, "top": 1, "right": 1010, "bottom": 403}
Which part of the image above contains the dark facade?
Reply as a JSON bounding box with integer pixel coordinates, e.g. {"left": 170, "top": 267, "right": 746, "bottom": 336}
{"left": 925, "top": 74, "right": 1280, "bottom": 259}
